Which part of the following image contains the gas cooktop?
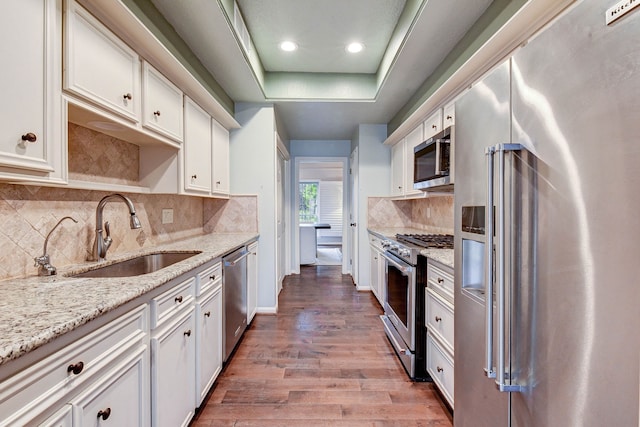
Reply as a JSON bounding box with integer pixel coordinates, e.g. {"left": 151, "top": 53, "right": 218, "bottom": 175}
{"left": 395, "top": 233, "right": 454, "bottom": 249}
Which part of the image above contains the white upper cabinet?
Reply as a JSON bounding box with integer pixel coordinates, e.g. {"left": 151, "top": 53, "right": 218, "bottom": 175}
{"left": 211, "top": 119, "right": 230, "bottom": 197}
{"left": 183, "top": 97, "right": 212, "bottom": 194}
{"left": 423, "top": 109, "right": 443, "bottom": 139}
{"left": 404, "top": 124, "right": 424, "bottom": 197}
{"left": 390, "top": 140, "right": 405, "bottom": 197}
{"left": 0, "top": 0, "right": 65, "bottom": 183}
{"left": 64, "top": 0, "right": 140, "bottom": 122}
{"left": 142, "top": 62, "right": 184, "bottom": 143}
{"left": 443, "top": 101, "right": 455, "bottom": 127}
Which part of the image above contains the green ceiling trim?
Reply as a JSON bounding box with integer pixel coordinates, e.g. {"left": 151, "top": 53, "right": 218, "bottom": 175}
{"left": 121, "top": 0, "right": 235, "bottom": 114}
{"left": 264, "top": 72, "right": 378, "bottom": 100}
{"left": 388, "top": 0, "right": 528, "bottom": 133}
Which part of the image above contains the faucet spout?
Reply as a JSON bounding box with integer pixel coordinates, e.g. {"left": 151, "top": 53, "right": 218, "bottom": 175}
{"left": 94, "top": 193, "right": 142, "bottom": 261}
{"left": 35, "top": 216, "right": 78, "bottom": 276}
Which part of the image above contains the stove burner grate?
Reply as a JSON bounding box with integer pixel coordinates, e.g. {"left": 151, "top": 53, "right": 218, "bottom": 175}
{"left": 395, "top": 233, "right": 454, "bottom": 249}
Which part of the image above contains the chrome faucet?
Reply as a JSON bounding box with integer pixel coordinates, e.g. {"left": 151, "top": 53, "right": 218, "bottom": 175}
{"left": 94, "top": 194, "right": 142, "bottom": 261}
{"left": 34, "top": 216, "right": 78, "bottom": 276}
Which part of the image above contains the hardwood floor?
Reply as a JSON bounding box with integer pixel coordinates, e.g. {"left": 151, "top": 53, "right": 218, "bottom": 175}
{"left": 191, "top": 266, "right": 453, "bottom": 426}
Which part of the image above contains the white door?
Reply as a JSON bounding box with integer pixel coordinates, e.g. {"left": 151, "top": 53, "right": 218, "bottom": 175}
{"left": 276, "top": 147, "right": 286, "bottom": 292}
{"left": 349, "top": 148, "right": 359, "bottom": 283}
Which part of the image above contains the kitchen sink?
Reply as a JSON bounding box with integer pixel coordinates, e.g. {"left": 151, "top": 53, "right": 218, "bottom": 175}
{"left": 69, "top": 251, "right": 202, "bottom": 278}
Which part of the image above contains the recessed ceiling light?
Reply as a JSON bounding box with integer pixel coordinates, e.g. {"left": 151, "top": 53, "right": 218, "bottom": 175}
{"left": 279, "top": 41, "right": 298, "bottom": 52}
{"left": 346, "top": 42, "right": 364, "bottom": 53}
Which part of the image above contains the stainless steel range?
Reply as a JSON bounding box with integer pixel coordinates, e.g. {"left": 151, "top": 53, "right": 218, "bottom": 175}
{"left": 380, "top": 233, "right": 453, "bottom": 379}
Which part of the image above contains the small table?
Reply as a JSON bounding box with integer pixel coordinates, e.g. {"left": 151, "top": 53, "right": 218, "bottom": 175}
{"left": 300, "top": 223, "right": 331, "bottom": 264}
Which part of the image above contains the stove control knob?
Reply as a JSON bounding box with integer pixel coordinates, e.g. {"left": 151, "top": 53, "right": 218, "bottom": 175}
{"left": 400, "top": 249, "right": 411, "bottom": 258}
{"left": 381, "top": 240, "right": 391, "bottom": 249}
{"left": 390, "top": 245, "right": 399, "bottom": 252}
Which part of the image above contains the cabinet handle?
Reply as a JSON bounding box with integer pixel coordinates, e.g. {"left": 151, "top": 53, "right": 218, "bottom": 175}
{"left": 437, "top": 366, "right": 444, "bottom": 373}
{"left": 446, "top": 115, "right": 452, "bottom": 120}
{"left": 67, "top": 361, "right": 84, "bottom": 375}
{"left": 153, "top": 110, "right": 161, "bottom": 117}
{"left": 204, "top": 311, "right": 211, "bottom": 317}
{"left": 437, "top": 277, "right": 444, "bottom": 283}
{"left": 184, "top": 329, "right": 192, "bottom": 337}
{"left": 191, "top": 174, "right": 197, "bottom": 180}
{"left": 209, "top": 275, "right": 216, "bottom": 280}
{"left": 123, "top": 93, "right": 132, "bottom": 100}
{"left": 175, "top": 296, "right": 183, "bottom": 303}
{"left": 432, "top": 124, "right": 437, "bottom": 129}
{"left": 435, "top": 316, "right": 442, "bottom": 322}
{"left": 21, "top": 132, "right": 37, "bottom": 143}
{"left": 97, "top": 407, "right": 111, "bottom": 420}
{"left": 216, "top": 180, "right": 221, "bottom": 185}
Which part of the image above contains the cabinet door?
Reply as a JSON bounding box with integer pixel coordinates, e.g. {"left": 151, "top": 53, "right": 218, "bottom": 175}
{"left": 211, "top": 119, "right": 230, "bottom": 196}
{"left": 423, "top": 109, "right": 443, "bottom": 139}
{"left": 404, "top": 124, "right": 424, "bottom": 197}
{"left": 142, "top": 62, "right": 184, "bottom": 142}
{"left": 151, "top": 308, "right": 196, "bottom": 427}
{"left": 443, "top": 101, "right": 455, "bottom": 127}
{"left": 64, "top": 0, "right": 140, "bottom": 122}
{"left": 247, "top": 242, "right": 258, "bottom": 323}
{"left": 369, "top": 246, "right": 380, "bottom": 305}
{"left": 0, "top": 0, "right": 62, "bottom": 177}
{"left": 39, "top": 405, "right": 72, "bottom": 427}
{"left": 196, "top": 287, "right": 222, "bottom": 407}
{"left": 72, "top": 346, "right": 149, "bottom": 427}
{"left": 183, "top": 98, "right": 212, "bottom": 194}
{"left": 390, "top": 140, "right": 405, "bottom": 196}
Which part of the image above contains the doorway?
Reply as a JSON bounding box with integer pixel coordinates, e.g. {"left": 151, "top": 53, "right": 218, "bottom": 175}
{"left": 294, "top": 157, "right": 348, "bottom": 273}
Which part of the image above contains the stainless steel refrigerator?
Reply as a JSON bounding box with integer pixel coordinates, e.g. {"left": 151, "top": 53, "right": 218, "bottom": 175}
{"left": 454, "top": 0, "right": 640, "bottom": 425}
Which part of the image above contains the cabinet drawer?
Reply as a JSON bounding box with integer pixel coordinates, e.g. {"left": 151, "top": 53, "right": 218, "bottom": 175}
{"left": 0, "top": 305, "right": 147, "bottom": 426}
{"left": 150, "top": 277, "right": 195, "bottom": 329}
{"left": 71, "top": 345, "right": 148, "bottom": 426}
{"left": 425, "top": 289, "right": 454, "bottom": 354}
{"left": 197, "top": 261, "right": 222, "bottom": 297}
{"left": 427, "top": 260, "right": 454, "bottom": 302}
{"left": 426, "top": 333, "right": 454, "bottom": 408}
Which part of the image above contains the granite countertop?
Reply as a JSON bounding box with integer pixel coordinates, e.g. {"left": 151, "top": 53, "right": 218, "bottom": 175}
{"left": 367, "top": 227, "right": 454, "bottom": 269}
{"left": 0, "top": 232, "right": 258, "bottom": 368}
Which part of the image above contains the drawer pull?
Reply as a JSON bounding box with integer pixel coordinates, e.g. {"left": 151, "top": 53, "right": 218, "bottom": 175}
{"left": 123, "top": 93, "right": 132, "bottom": 100}
{"left": 204, "top": 311, "right": 211, "bottom": 317}
{"left": 97, "top": 407, "right": 111, "bottom": 420}
{"left": 209, "top": 275, "right": 216, "bottom": 280}
{"left": 67, "top": 361, "right": 84, "bottom": 375}
{"left": 437, "top": 277, "right": 444, "bottom": 283}
{"left": 437, "top": 366, "right": 444, "bottom": 373}
{"left": 153, "top": 110, "right": 161, "bottom": 117}
{"left": 435, "top": 316, "right": 442, "bottom": 322}
{"left": 446, "top": 115, "right": 452, "bottom": 120}
{"left": 21, "top": 132, "right": 37, "bottom": 143}
{"left": 184, "top": 329, "right": 192, "bottom": 337}
{"left": 175, "top": 296, "right": 183, "bottom": 303}
{"left": 191, "top": 174, "right": 197, "bottom": 180}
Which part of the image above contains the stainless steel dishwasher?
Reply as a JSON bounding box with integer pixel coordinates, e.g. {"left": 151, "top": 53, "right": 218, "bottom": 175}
{"left": 222, "top": 246, "right": 249, "bottom": 362}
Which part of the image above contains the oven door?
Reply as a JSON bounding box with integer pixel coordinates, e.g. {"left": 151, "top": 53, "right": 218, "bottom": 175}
{"left": 382, "top": 251, "right": 415, "bottom": 351}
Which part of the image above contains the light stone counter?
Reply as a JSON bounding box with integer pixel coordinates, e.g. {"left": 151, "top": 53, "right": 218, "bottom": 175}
{"left": 0, "top": 232, "right": 258, "bottom": 368}
{"left": 367, "top": 227, "right": 454, "bottom": 269}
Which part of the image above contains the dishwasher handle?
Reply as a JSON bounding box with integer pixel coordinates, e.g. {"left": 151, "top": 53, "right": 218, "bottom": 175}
{"left": 224, "top": 248, "right": 250, "bottom": 266}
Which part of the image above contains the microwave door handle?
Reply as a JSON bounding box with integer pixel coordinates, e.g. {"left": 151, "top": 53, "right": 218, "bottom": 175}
{"left": 435, "top": 140, "right": 442, "bottom": 175}
{"left": 484, "top": 146, "right": 496, "bottom": 380}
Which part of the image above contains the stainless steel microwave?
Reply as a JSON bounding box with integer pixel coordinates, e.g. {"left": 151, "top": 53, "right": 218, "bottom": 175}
{"left": 413, "top": 126, "right": 453, "bottom": 190}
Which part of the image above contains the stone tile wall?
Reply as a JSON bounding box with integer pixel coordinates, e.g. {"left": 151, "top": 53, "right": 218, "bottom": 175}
{"left": 368, "top": 195, "right": 454, "bottom": 233}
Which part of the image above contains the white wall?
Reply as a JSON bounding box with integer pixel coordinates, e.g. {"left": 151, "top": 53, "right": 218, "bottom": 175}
{"left": 230, "top": 103, "right": 279, "bottom": 312}
{"left": 352, "top": 124, "right": 390, "bottom": 288}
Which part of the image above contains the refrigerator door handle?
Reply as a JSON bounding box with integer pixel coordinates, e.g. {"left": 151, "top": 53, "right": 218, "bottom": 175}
{"left": 484, "top": 145, "right": 496, "bottom": 379}
{"left": 494, "top": 143, "right": 525, "bottom": 393}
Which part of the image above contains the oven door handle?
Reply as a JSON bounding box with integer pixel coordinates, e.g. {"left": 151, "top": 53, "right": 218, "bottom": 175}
{"left": 381, "top": 252, "right": 413, "bottom": 275}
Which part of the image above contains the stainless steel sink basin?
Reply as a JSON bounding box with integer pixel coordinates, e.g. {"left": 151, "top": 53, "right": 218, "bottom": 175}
{"left": 69, "top": 251, "right": 201, "bottom": 278}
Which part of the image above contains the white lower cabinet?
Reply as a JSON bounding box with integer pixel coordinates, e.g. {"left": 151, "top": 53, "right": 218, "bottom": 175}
{"left": 426, "top": 333, "right": 454, "bottom": 407}
{"left": 196, "top": 284, "right": 223, "bottom": 406}
{"left": 247, "top": 241, "right": 258, "bottom": 324}
{"left": 71, "top": 346, "right": 149, "bottom": 426}
{"left": 151, "top": 303, "right": 196, "bottom": 427}
{"left": 40, "top": 405, "right": 72, "bottom": 427}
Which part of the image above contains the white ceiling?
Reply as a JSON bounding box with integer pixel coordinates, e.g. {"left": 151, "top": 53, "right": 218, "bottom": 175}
{"left": 151, "top": 0, "right": 493, "bottom": 140}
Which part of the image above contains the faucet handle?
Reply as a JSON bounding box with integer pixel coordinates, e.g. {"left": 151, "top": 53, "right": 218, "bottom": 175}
{"left": 104, "top": 221, "right": 111, "bottom": 239}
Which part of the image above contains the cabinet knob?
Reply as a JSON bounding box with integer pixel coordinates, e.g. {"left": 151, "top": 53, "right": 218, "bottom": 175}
{"left": 209, "top": 275, "right": 216, "bottom": 280}
{"left": 432, "top": 124, "right": 437, "bottom": 129}
{"left": 97, "top": 408, "right": 111, "bottom": 420}
{"left": 204, "top": 311, "right": 211, "bottom": 317}
{"left": 153, "top": 110, "right": 161, "bottom": 117}
{"left": 191, "top": 174, "right": 197, "bottom": 180}
{"left": 123, "top": 93, "right": 132, "bottom": 100}
{"left": 175, "top": 295, "right": 183, "bottom": 303}
{"left": 446, "top": 115, "right": 452, "bottom": 120}
{"left": 216, "top": 180, "right": 221, "bottom": 185}
{"left": 21, "top": 132, "right": 37, "bottom": 143}
{"left": 437, "top": 366, "right": 444, "bottom": 373}
{"left": 435, "top": 316, "right": 442, "bottom": 322}
{"left": 184, "top": 329, "right": 192, "bottom": 337}
{"left": 67, "top": 361, "right": 84, "bottom": 375}
{"left": 437, "top": 278, "right": 444, "bottom": 283}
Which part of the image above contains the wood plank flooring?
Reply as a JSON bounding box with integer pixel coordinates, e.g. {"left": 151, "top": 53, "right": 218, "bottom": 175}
{"left": 191, "top": 265, "right": 453, "bottom": 426}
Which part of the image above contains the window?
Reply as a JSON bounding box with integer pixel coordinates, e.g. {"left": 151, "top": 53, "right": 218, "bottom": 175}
{"left": 299, "top": 182, "right": 319, "bottom": 223}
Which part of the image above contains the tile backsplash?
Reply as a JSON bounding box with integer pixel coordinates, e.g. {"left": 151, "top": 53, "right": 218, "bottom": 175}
{"left": 368, "top": 195, "right": 454, "bottom": 233}
{"left": 0, "top": 124, "right": 258, "bottom": 281}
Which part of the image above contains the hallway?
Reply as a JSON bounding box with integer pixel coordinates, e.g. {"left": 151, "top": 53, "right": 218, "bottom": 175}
{"left": 191, "top": 266, "right": 453, "bottom": 426}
